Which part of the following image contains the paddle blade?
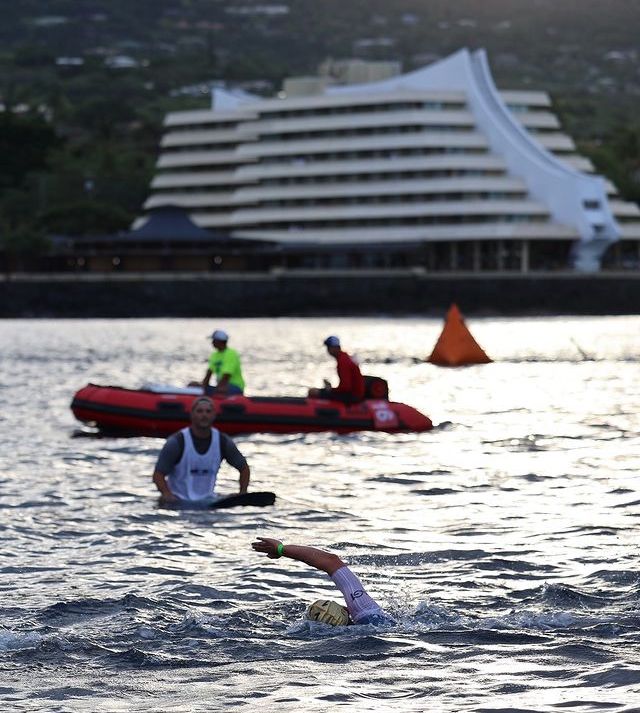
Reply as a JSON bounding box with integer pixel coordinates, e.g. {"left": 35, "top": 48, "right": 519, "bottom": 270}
{"left": 209, "top": 491, "right": 276, "bottom": 509}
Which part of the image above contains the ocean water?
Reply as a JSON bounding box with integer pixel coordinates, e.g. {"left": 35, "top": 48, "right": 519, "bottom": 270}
{"left": 0, "top": 316, "right": 639, "bottom": 712}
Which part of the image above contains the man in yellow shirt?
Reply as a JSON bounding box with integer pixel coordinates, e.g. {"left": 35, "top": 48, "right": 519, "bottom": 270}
{"left": 202, "top": 329, "right": 245, "bottom": 395}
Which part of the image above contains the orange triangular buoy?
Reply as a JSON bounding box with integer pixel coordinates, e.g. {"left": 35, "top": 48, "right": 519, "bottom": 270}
{"left": 428, "top": 304, "right": 492, "bottom": 366}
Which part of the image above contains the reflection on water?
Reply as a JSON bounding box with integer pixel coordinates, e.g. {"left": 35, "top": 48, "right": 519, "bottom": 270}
{"left": 0, "top": 316, "right": 639, "bottom": 711}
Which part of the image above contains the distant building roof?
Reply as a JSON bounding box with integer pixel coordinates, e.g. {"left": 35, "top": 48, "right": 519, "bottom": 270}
{"left": 68, "top": 205, "right": 274, "bottom": 252}
{"left": 122, "top": 205, "right": 230, "bottom": 242}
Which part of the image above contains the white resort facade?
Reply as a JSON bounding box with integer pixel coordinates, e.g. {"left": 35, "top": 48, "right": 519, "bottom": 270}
{"left": 143, "top": 49, "right": 640, "bottom": 273}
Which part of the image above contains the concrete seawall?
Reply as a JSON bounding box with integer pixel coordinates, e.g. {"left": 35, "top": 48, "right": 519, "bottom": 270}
{"left": 2, "top": 270, "right": 640, "bottom": 317}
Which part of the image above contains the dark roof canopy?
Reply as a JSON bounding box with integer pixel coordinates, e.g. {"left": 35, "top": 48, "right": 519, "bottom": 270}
{"left": 66, "top": 204, "right": 277, "bottom": 250}
{"left": 119, "top": 205, "right": 230, "bottom": 243}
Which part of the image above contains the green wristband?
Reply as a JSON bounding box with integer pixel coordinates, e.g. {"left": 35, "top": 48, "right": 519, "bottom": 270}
{"left": 276, "top": 543, "right": 285, "bottom": 558}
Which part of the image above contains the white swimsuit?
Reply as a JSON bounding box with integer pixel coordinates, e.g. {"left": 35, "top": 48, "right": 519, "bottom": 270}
{"left": 331, "top": 566, "right": 392, "bottom": 625}
{"left": 166, "top": 427, "right": 222, "bottom": 502}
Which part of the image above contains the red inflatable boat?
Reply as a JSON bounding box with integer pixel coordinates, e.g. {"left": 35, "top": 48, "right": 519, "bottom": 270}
{"left": 71, "top": 382, "right": 432, "bottom": 437}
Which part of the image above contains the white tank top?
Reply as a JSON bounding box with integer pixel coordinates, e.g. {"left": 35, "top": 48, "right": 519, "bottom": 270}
{"left": 167, "top": 427, "right": 222, "bottom": 501}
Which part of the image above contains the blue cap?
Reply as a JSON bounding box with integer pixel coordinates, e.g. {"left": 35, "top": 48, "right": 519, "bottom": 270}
{"left": 210, "top": 329, "right": 229, "bottom": 341}
{"left": 323, "top": 335, "right": 340, "bottom": 347}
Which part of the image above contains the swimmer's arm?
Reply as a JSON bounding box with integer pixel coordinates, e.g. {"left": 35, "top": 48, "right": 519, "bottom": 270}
{"left": 251, "top": 538, "right": 345, "bottom": 575}
{"left": 152, "top": 437, "right": 181, "bottom": 503}
{"left": 152, "top": 470, "right": 178, "bottom": 502}
{"left": 220, "top": 434, "right": 250, "bottom": 493}
{"left": 238, "top": 464, "right": 250, "bottom": 494}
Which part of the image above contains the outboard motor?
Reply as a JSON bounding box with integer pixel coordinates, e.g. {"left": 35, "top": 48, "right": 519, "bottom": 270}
{"left": 363, "top": 375, "right": 389, "bottom": 400}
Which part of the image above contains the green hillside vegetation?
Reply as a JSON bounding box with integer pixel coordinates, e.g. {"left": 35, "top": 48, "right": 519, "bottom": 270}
{"left": 1, "top": 0, "right": 639, "bottom": 257}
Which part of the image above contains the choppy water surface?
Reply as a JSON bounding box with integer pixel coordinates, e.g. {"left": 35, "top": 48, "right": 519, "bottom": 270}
{"left": 1, "top": 316, "right": 639, "bottom": 712}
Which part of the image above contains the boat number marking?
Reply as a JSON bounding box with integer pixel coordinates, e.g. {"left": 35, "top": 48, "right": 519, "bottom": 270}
{"left": 369, "top": 400, "right": 399, "bottom": 429}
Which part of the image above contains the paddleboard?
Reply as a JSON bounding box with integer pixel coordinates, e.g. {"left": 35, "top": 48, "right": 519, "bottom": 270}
{"left": 208, "top": 491, "right": 276, "bottom": 509}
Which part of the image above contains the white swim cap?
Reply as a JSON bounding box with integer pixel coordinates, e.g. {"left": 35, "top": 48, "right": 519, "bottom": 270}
{"left": 306, "top": 599, "right": 349, "bottom": 626}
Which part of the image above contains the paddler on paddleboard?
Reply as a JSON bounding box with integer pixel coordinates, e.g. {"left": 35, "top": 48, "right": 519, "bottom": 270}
{"left": 152, "top": 396, "right": 250, "bottom": 504}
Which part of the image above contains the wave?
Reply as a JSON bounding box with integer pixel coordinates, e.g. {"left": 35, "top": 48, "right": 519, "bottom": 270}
{"left": 0, "top": 629, "right": 44, "bottom": 652}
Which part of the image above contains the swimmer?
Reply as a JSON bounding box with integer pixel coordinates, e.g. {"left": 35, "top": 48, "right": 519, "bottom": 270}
{"left": 251, "top": 537, "right": 393, "bottom": 626}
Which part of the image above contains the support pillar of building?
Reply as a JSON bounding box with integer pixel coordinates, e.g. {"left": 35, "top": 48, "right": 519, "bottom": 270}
{"left": 497, "top": 240, "right": 505, "bottom": 271}
{"left": 521, "top": 240, "right": 530, "bottom": 273}
{"left": 473, "top": 242, "right": 481, "bottom": 272}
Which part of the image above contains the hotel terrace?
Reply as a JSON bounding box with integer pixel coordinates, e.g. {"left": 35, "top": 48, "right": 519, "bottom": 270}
{"left": 137, "top": 48, "right": 640, "bottom": 274}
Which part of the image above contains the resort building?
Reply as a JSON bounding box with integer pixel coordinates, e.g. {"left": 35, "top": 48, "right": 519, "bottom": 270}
{"left": 141, "top": 48, "right": 640, "bottom": 273}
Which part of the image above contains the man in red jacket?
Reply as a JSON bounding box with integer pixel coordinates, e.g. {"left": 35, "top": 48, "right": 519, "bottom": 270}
{"left": 308, "top": 335, "right": 365, "bottom": 404}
